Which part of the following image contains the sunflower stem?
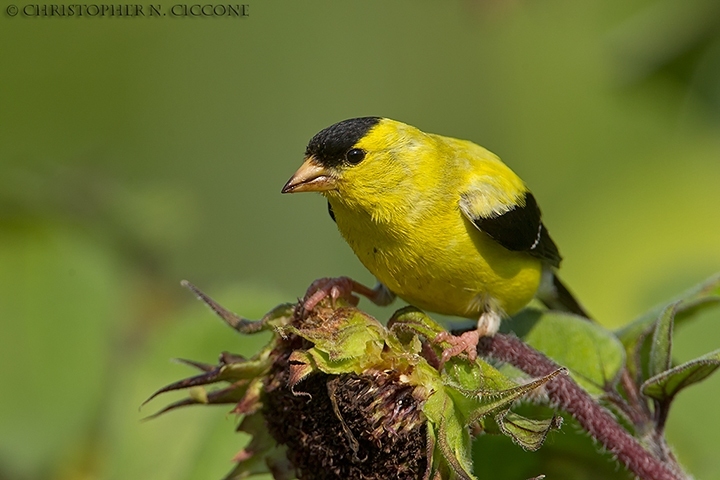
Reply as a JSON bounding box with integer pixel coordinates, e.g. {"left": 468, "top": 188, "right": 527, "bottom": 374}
{"left": 475, "top": 334, "right": 688, "bottom": 480}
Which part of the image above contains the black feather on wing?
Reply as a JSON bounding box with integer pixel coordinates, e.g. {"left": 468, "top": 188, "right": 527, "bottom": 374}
{"left": 327, "top": 201, "right": 336, "bottom": 222}
{"left": 460, "top": 192, "right": 562, "bottom": 268}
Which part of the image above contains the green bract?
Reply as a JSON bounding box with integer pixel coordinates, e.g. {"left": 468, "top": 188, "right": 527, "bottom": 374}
{"left": 146, "top": 285, "right": 563, "bottom": 480}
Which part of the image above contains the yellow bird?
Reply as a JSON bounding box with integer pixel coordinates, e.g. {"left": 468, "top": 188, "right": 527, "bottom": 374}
{"left": 282, "top": 117, "right": 587, "bottom": 362}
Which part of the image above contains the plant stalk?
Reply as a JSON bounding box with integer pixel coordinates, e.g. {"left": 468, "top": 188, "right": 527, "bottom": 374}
{"left": 476, "top": 334, "right": 687, "bottom": 480}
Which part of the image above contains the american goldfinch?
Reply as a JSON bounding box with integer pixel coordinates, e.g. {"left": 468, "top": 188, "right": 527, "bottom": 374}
{"left": 282, "top": 117, "right": 587, "bottom": 362}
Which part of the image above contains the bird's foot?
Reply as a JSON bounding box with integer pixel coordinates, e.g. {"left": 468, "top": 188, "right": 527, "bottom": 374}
{"left": 435, "top": 329, "right": 481, "bottom": 365}
{"left": 302, "top": 277, "right": 396, "bottom": 313}
{"left": 303, "top": 276, "right": 361, "bottom": 311}
{"left": 434, "top": 310, "right": 501, "bottom": 366}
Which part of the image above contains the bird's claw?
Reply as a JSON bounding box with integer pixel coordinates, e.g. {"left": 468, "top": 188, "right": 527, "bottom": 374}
{"left": 435, "top": 329, "right": 481, "bottom": 366}
{"left": 302, "top": 276, "right": 361, "bottom": 312}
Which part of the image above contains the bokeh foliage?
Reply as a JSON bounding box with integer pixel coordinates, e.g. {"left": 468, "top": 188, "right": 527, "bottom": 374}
{"left": 1, "top": 0, "right": 719, "bottom": 478}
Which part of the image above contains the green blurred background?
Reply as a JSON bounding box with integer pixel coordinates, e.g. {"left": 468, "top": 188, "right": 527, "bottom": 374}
{"left": 2, "top": 0, "right": 720, "bottom": 478}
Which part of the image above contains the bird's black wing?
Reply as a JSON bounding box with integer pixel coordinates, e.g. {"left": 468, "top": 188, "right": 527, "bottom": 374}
{"left": 327, "top": 201, "right": 336, "bottom": 222}
{"left": 459, "top": 191, "right": 562, "bottom": 268}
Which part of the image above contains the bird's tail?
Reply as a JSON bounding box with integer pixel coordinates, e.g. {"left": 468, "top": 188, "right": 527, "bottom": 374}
{"left": 537, "top": 268, "right": 591, "bottom": 319}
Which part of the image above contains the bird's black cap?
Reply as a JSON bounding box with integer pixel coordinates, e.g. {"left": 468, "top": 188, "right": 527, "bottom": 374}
{"left": 305, "top": 117, "right": 381, "bottom": 168}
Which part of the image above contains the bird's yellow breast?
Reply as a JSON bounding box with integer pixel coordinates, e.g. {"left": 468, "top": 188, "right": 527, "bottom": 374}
{"left": 326, "top": 129, "right": 543, "bottom": 318}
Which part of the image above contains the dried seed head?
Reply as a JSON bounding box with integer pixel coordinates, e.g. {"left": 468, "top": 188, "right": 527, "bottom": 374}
{"left": 147, "top": 285, "right": 564, "bottom": 480}
{"left": 263, "top": 341, "right": 428, "bottom": 479}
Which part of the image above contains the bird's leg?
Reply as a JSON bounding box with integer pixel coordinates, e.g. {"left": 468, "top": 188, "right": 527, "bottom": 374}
{"left": 435, "top": 309, "right": 502, "bottom": 365}
{"left": 302, "top": 277, "right": 395, "bottom": 311}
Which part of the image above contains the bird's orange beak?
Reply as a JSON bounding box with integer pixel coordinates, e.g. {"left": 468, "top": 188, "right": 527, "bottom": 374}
{"left": 281, "top": 157, "right": 337, "bottom": 193}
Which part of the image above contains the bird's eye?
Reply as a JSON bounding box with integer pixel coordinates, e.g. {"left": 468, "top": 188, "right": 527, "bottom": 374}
{"left": 345, "top": 148, "right": 366, "bottom": 165}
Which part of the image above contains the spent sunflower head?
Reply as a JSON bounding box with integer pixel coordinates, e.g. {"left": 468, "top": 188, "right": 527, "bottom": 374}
{"left": 145, "top": 282, "right": 563, "bottom": 480}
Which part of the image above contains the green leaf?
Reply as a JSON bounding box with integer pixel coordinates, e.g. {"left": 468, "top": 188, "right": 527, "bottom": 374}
{"left": 425, "top": 392, "right": 475, "bottom": 480}
{"left": 388, "top": 306, "right": 447, "bottom": 341}
{"left": 391, "top": 307, "right": 568, "bottom": 458}
{"left": 496, "top": 412, "right": 563, "bottom": 452}
{"left": 443, "top": 355, "right": 517, "bottom": 393}
{"left": 616, "top": 274, "right": 720, "bottom": 380}
{"left": 648, "top": 303, "right": 677, "bottom": 379}
{"left": 509, "top": 309, "right": 625, "bottom": 396}
{"left": 461, "top": 368, "right": 566, "bottom": 426}
{"left": 645, "top": 274, "right": 720, "bottom": 328}
{"left": 473, "top": 411, "right": 636, "bottom": 480}
{"left": 288, "top": 308, "right": 386, "bottom": 362}
{"left": 642, "top": 349, "right": 720, "bottom": 402}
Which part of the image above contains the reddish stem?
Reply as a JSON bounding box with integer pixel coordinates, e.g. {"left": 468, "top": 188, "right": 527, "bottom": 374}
{"left": 476, "top": 334, "right": 685, "bottom": 480}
